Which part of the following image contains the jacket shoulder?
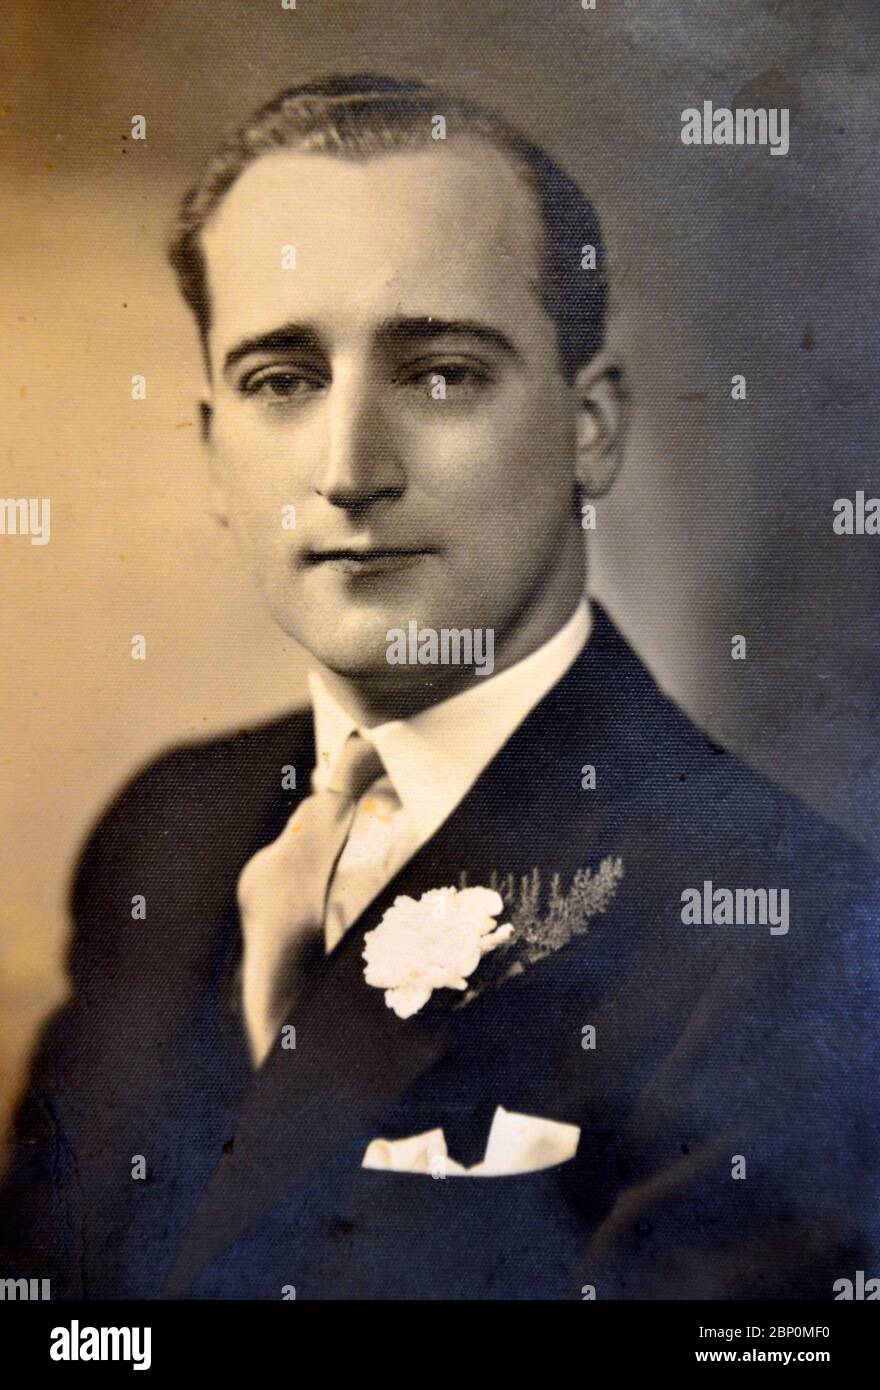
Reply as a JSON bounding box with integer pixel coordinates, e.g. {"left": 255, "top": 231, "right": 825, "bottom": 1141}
{"left": 67, "top": 707, "right": 314, "bottom": 971}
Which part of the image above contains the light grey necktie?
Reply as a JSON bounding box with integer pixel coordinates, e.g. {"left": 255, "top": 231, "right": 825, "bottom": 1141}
{"left": 237, "top": 732, "right": 384, "bottom": 1066}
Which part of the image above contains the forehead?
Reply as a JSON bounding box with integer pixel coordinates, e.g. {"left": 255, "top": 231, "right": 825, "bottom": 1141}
{"left": 200, "top": 140, "right": 551, "bottom": 351}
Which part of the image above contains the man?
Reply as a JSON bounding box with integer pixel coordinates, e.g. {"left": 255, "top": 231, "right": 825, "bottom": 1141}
{"left": 1, "top": 73, "right": 877, "bottom": 1300}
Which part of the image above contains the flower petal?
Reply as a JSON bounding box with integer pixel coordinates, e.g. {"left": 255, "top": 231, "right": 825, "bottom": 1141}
{"left": 386, "top": 984, "right": 432, "bottom": 1019}
{"left": 455, "top": 887, "right": 504, "bottom": 918}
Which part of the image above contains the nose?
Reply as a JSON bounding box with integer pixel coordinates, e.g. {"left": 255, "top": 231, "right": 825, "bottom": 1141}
{"left": 312, "top": 362, "right": 405, "bottom": 515}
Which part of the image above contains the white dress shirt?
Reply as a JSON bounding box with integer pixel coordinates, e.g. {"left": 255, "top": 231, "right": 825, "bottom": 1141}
{"left": 308, "top": 598, "right": 592, "bottom": 951}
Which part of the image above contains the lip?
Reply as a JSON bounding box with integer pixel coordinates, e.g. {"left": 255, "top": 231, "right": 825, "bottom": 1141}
{"left": 306, "top": 547, "right": 435, "bottom": 577}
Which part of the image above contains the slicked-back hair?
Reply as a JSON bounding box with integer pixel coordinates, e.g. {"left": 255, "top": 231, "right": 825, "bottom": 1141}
{"left": 168, "top": 72, "right": 607, "bottom": 382}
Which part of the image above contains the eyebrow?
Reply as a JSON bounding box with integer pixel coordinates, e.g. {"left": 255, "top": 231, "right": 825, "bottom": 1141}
{"left": 379, "top": 317, "right": 520, "bottom": 358}
{"left": 224, "top": 325, "right": 324, "bottom": 373}
{"left": 223, "top": 316, "right": 520, "bottom": 375}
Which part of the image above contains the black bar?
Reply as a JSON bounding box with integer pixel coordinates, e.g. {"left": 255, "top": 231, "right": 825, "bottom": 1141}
{"left": 0, "top": 1299, "right": 875, "bottom": 1374}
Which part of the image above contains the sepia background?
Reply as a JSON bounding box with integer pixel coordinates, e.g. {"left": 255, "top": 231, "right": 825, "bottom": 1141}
{"left": 2, "top": 0, "right": 879, "bottom": 1146}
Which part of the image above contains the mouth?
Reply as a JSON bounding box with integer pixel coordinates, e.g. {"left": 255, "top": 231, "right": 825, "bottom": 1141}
{"left": 306, "top": 547, "right": 436, "bottom": 577}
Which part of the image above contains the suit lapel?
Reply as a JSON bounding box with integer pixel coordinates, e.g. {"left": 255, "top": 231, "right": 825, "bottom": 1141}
{"left": 166, "top": 737, "right": 567, "bottom": 1296}
{"left": 164, "top": 793, "right": 497, "bottom": 1298}
{"left": 165, "top": 605, "right": 655, "bottom": 1296}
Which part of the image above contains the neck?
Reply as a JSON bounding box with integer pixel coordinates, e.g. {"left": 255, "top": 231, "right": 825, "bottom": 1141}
{"left": 318, "top": 543, "right": 586, "bottom": 727}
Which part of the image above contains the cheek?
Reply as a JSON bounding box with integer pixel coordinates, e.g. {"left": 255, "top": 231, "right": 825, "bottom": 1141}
{"left": 435, "top": 400, "right": 573, "bottom": 518}
{"left": 212, "top": 421, "right": 297, "bottom": 522}
{"left": 211, "top": 456, "right": 289, "bottom": 574}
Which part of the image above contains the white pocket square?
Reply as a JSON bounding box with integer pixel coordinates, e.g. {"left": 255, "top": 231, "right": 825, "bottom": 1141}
{"left": 362, "top": 1105, "right": 580, "bottom": 1177}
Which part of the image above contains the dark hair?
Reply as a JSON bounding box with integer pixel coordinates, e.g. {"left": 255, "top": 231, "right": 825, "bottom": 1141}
{"left": 168, "top": 73, "right": 607, "bottom": 381}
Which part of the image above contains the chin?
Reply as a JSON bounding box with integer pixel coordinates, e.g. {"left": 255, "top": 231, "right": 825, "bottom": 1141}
{"left": 292, "top": 626, "right": 399, "bottom": 680}
{"left": 319, "top": 651, "right": 401, "bottom": 682}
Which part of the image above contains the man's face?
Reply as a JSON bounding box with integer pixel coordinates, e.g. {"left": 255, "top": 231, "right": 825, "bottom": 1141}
{"left": 201, "top": 140, "right": 581, "bottom": 681}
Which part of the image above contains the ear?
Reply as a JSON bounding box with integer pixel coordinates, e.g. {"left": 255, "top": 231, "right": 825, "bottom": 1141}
{"left": 199, "top": 398, "right": 229, "bottom": 528}
{"left": 572, "top": 351, "right": 630, "bottom": 499}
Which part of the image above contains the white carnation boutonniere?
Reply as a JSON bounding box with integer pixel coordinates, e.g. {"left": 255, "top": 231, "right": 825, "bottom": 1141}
{"left": 362, "top": 886, "right": 514, "bottom": 1019}
{"left": 363, "top": 858, "right": 625, "bottom": 1017}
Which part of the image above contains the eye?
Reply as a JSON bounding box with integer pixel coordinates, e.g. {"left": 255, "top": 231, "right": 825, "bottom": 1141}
{"left": 438, "top": 363, "right": 489, "bottom": 389}
{"left": 397, "top": 359, "right": 493, "bottom": 397}
{"left": 240, "top": 367, "right": 326, "bottom": 402}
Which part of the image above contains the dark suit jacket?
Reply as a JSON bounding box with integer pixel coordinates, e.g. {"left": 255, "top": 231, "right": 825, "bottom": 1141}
{"left": 1, "top": 606, "right": 878, "bottom": 1299}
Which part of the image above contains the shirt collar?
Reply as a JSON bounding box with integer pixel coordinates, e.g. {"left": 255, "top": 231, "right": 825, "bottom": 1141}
{"left": 308, "top": 597, "right": 591, "bottom": 843}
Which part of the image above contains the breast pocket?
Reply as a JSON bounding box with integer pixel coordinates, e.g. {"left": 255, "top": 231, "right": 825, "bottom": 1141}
{"left": 361, "top": 1106, "right": 580, "bottom": 1177}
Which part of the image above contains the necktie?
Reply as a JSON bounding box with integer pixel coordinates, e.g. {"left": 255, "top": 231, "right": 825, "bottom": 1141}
{"left": 238, "top": 732, "right": 384, "bottom": 1066}
{"left": 323, "top": 775, "right": 407, "bottom": 952}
